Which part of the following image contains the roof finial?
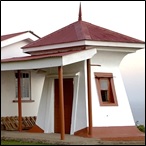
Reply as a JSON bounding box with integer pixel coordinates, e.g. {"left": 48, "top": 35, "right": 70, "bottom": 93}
{"left": 78, "top": 2, "right": 82, "bottom": 21}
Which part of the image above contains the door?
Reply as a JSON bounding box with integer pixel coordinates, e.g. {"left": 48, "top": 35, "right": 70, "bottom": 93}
{"left": 54, "top": 78, "right": 73, "bottom": 134}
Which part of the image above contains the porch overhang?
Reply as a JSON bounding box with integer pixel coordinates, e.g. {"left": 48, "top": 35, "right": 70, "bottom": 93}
{"left": 1, "top": 48, "right": 97, "bottom": 71}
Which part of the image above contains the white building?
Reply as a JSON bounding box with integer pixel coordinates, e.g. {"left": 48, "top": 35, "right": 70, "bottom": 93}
{"left": 1, "top": 31, "right": 45, "bottom": 117}
{"left": 1, "top": 5, "right": 145, "bottom": 140}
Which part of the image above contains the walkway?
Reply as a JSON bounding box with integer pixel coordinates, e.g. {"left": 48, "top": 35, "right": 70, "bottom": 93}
{"left": 1, "top": 130, "right": 145, "bottom": 145}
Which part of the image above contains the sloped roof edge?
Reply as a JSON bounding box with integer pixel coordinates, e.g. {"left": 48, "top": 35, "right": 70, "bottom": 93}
{"left": 22, "top": 20, "right": 144, "bottom": 50}
{"left": 1, "top": 31, "right": 40, "bottom": 41}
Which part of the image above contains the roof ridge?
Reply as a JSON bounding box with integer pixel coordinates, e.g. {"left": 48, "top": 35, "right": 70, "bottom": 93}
{"left": 1, "top": 31, "right": 29, "bottom": 37}
{"left": 1, "top": 31, "right": 40, "bottom": 41}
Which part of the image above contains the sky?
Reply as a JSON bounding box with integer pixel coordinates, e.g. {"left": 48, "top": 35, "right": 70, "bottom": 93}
{"left": 1, "top": 1, "right": 145, "bottom": 125}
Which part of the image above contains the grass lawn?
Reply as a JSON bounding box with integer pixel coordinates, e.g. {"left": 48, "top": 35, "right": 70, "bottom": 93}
{"left": 1, "top": 140, "right": 50, "bottom": 145}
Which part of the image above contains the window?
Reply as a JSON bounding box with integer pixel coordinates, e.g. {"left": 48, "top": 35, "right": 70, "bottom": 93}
{"left": 95, "top": 72, "right": 118, "bottom": 106}
{"left": 15, "top": 71, "right": 31, "bottom": 101}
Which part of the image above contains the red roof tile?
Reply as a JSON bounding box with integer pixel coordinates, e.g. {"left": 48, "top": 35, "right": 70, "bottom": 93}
{"left": 22, "top": 20, "right": 144, "bottom": 49}
{"left": 1, "top": 31, "right": 40, "bottom": 41}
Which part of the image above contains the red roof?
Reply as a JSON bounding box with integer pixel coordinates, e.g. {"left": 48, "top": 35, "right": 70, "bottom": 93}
{"left": 22, "top": 20, "right": 144, "bottom": 49}
{"left": 1, "top": 31, "right": 40, "bottom": 41}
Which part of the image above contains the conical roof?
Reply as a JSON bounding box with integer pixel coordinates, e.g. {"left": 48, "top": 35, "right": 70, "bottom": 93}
{"left": 22, "top": 4, "right": 144, "bottom": 49}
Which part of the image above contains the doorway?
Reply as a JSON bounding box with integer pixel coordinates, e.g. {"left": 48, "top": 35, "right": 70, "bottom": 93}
{"left": 54, "top": 78, "right": 73, "bottom": 134}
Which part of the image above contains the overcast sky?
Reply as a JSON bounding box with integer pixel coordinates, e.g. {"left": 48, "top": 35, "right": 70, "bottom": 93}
{"left": 1, "top": 1, "right": 145, "bottom": 125}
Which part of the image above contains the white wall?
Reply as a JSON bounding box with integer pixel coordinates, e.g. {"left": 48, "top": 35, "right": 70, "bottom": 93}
{"left": 1, "top": 34, "right": 44, "bottom": 117}
{"left": 1, "top": 40, "right": 31, "bottom": 59}
{"left": 90, "top": 50, "right": 135, "bottom": 126}
{"left": 36, "top": 49, "right": 136, "bottom": 134}
{"left": 36, "top": 61, "right": 88, "bottom": 133}
{"left": 1, "top": 71, "right": 17, "bottom": 116}
{"left": 1, "top": 70, "right": 45, "bottom": 117}
{"left": 1, "top": 49, "right": 137, "bottom": 131}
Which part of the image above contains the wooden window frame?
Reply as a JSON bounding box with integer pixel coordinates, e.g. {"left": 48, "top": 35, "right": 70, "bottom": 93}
{"left": 13, "top": 71, "right": 34, "bottom": 102}
{"left": 95, "top": 72, "right": 118, "bottom": 106}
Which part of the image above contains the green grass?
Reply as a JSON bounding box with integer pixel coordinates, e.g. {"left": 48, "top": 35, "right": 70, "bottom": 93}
{"left": 137, "top": 125, "right": 145, "bottom": 133}
{"left": 136, "top": 121, "right": 145, "bottom": 133}
{"left": 1, "top": 140, "right": 50, "bottom": 145}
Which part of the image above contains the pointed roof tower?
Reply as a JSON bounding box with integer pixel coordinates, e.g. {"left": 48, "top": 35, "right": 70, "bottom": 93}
{"left": 78, "top": 2, "right": 82, "bottom": 21}
{"left": 22, "top": 3, "right": 144, "bottom": 54}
